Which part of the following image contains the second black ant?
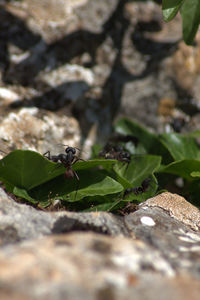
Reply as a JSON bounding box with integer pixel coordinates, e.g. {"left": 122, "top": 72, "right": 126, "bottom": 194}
{"left": 124, "top": 178, "right": 151, "bottom": 197}
{"left": 99, "top": 142, "right": 131, "bottom": 164}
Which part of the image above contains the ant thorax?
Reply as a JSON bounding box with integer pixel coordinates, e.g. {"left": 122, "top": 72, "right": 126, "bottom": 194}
{"left": 43, "top": 145, "right": 82, "bottom": 182}
{"left": 99, "top": 143, "right": 131, "bottom": 163}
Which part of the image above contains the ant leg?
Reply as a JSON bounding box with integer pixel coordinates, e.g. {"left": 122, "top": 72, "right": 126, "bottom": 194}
{"left": 73, "top": 156, "right": 85, "bottom": 164}
{"left": 71, "top": 170, "right": 79, "bottom": 201}
{"left": 73, "top": 170, "right": 79, "bottom": 181}
{"left": 43, "top": 151, "right": 51, "bottom": 159}
{"left": 43, "top": 151, "right": 59, "bottom": 163}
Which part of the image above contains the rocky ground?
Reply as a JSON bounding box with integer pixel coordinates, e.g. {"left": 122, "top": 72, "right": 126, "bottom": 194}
{"left": 0, "top": 189, "right": 200, "bottom": 299}
{"left": 0, "top": 0, "right": 200, "bottom": 299}
{"left": 0, "top": 0, "right": 200, "bottom": 154}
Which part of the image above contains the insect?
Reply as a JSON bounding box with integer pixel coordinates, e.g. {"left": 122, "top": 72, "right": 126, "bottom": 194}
{"left": 118, "top": 202, "right": 139, "bottom": 216}
{"left": 43, "top": 146, "right": 83, "bottom": 180}
{"left": 99, "top": 143, "right": 131, "bottom": 164}
{"left": 124, "top": 178, "right": 151, "bottom": 197}
{"left": 170, "top": 117, "right": 186, "bottom": 133}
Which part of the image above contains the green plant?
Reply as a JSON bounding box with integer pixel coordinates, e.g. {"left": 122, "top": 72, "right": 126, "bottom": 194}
{"left": 162, "top": 0, "right": 200, "bottom": 45}
{"left": 1, "top": 118, "right": 200, "bottom": 212}
{"left": 139, "top": 0, "right": 200, "bottom": 45}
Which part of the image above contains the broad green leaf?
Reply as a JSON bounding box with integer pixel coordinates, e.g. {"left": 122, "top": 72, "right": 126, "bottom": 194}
{"left": 162, "top": 0, "right": 184, "bottom": 22}
{"left": 115, "top": 118, "right": 172, "bottom": 163}
{"left": 29, "top": 169, "right": 123, "bottom": 203}
{"left": 114, "top": 154, "right": 161, "bottom": 187}
{"left": 0, "top": 150, "right": 117, "bottom": 190}
{"left": 159, "top": 159, "right": 200, "bottom": 180}
{"left": 74, "top": 159, "right": 117, "bottom": 170}
{"left": 159, "top": 133, "right": 200, "bottom": 161}
{"left": 68, "top": 174, "right": 123, "bottom": 202}
{"left": 115, "top": 118, "right": 158, "bottom": 152}
{"left": 181, "top": 0, "right": 200, "bottom": 45}
{"left": 0, "top": 150, "right": 64, "bottom": 190}
{"left": 113, "top": 163, "right": 133, "bottom": 189}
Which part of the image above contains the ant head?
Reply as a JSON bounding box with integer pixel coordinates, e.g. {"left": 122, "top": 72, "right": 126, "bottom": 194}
{"left": 65, "top": 147, "right": 76, "bottom": 154}
{"left": 56, "top": 144, "right": 81, "bottom": 154}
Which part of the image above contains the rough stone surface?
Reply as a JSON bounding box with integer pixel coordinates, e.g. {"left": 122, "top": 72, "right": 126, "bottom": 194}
{"left": 0, "top": 188, "right": 129, "bottom": 244}
{"left": 0, "top": 0, "right": 200, "bottom": 298}
{"left": 1, "top": 188, "right": 200, "bottom": 299}
{"left": 0, "top": 108, "right": 80, "bottom": 157}
{"left": 141, "top": 192, "right": 200, "bottom": 231}
{"left": 0, "top": 0, "right": 199, "bottom": 150}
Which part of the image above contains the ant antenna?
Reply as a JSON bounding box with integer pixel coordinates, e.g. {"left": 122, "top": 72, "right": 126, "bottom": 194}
{"left": 56, "top": 144, "right": 81, "bottom": 152}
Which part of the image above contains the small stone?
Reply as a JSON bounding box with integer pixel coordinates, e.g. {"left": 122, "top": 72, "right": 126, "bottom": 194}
{"left": 140, "top": 216, "right": 156, "bottom": 226}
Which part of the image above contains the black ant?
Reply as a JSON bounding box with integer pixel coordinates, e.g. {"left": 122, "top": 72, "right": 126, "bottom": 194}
{"left": 170, "top": 117, "right": 186, "bottom": 133}
{"left": 118, "top": 202, "right": 139, "bottom": 216}
{"left": 43, "top": 146, "right": 83, "bottom": 180}
{"left": 99, "top": 142, "right": 131, "bottom": 164}
{"left": 124, "top": 178, "right": 151, "bottom": 197}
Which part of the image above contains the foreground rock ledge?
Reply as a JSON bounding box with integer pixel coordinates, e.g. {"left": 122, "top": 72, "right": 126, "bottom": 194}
{"left": 0, "top": 189, "right": 200, "bottom": 299}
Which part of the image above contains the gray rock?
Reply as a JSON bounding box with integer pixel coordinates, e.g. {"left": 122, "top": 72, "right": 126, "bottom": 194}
{"left": 0, "top": 188, "right": 53, "bottom": 244}
{"left": 0, "top": 0, "right": 200, "bottom": 297}
{"left": 0, "top": 188, "right": 129, "bottom": 245}
{"left": 125, "top": 207, "right": 200, "bottom": 278}
{"left": 0, "top": 233, "right": 199, "bottom": 300}
{"left": 1, "top": 188, "right": 200, "bottom": 299}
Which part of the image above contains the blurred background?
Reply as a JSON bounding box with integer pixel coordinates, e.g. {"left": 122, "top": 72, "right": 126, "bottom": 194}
{"left": 0, "top": 0, "right": 200, "bottom": 156}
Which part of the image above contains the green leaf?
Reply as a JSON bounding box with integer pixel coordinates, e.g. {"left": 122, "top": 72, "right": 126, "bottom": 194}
{"left": 159, "top": 159, "right": 200, "bottom": 180}
{"left": 115, "top": 118, "right": 172, "bottom": 163}
{"left": 162, "top": 0, "right": 184, "bottom": 22}
{"left": 67, "top": 194, "right": 122, "bottom": 212}
{"left": 73, "top": 159, "right": 117, "bottom": 171}
{"left": 159, "top": 133, "right": 200, "bottom": 161}
{"left": 181, "top": 0, "right": 200, "bottom": 45}
{"left": 0, "top": 150, "right": 117, "bottom": 191}
{"left": 13, "top": 187, "right": 38, "bottom": 204}
{"left": 68, "top": 173, "right": 123, "bottom": 202}
{"left": 114, "top": 154, "right": 161, "bottom": 187}
{"left": 29, "top": 169, "right": 123, "bottom": 203}
{"left": 83, "top": 200, "right": 121, "bottom": 212}
{"left": 0, "top": 150, "right": 65, "bottom": 190}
